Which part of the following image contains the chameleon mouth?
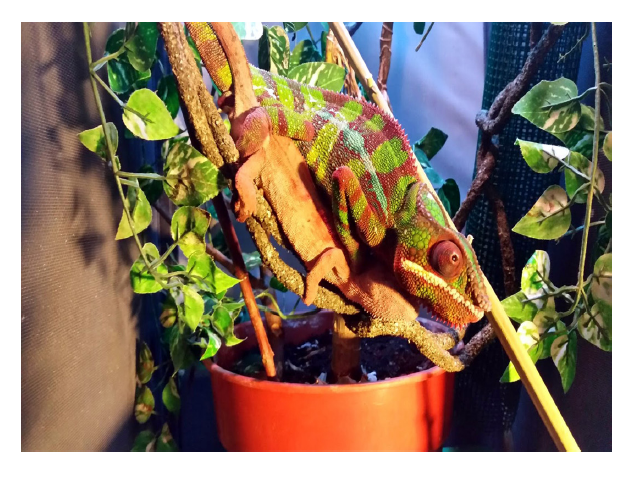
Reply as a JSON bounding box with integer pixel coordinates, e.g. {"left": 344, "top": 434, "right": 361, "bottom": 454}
{"left": 401, "top": 259, "right": 485, "bottom": 321}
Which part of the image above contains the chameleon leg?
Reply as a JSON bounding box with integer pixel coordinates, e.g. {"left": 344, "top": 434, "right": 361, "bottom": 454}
{"left": 302, "top": 247, "right": 350, "bottom": 305}
{"left": 331, "top": 166, "right": 387, "bottom": 266}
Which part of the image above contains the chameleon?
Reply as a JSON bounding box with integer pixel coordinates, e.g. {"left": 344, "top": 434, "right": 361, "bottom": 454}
{"left": 185, "top": 22, "right": 491, "bottom": 328}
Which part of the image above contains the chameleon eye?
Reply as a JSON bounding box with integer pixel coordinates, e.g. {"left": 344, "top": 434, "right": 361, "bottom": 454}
{"left": 429, "top": 241, "right": 464, "bottom": 280}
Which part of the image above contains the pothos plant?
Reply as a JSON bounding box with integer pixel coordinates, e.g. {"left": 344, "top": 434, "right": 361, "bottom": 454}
{"left": 499, "top": 53, "right": 612, "bottom": 393}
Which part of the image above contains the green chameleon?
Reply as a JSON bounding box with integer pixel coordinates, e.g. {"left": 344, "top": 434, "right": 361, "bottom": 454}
{"left": 186, "top": 22, "right": 491, "bottom": 328}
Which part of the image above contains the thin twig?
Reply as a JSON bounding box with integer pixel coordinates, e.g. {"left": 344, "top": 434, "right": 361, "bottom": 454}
{"left": 567, "top": 22, "right": 602, "bottom": 317}
{"left": 486, "top": 184, "right": 517, "bottom": 296}
{"left": 558, "top": 24, "right": 589, "bottom": 63}
{"left": 415, "top": 22, "right": 434, "bottom": 52}
{"left": 376, "top": 22, "right": 394, "bottom": 111}
{"left": 83, "top": 22, "right": 152, "bottom": 272}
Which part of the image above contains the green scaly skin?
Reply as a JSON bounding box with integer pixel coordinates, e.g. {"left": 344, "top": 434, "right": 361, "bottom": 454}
{"left": 186, "top": 22, "right": 491, "bottom": 327}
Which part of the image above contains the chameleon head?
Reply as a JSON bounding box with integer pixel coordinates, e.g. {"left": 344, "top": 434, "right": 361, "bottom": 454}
{"left": 393, "top": 183, "right": 491, "bottom": 328}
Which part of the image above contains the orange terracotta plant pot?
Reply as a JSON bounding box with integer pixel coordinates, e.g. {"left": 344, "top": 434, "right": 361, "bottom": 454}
{"left": 204, "top": 311, "right": 457, "bottom": 452}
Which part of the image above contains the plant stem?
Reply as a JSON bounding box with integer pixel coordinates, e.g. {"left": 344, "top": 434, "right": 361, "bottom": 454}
{"left": 83, "top": 22, "right": 152, "bottom": 272}
{"left": 92, "top": 70, "right": 149, "bottom": 120}
{"left": 415, "top": 22, "right": 435, "bottom": 52}
{"left": 568, "top": 23, "right": 602, "bottom": 317}
{"left": 305, "top": 24, "right": 316, "bottom": 44}
{"left": 560, "top": 220, "right": 605, "bottom": 239}
{"left": 557, "top": 24, "right": 589, "bottom": 63}
{"left": 117, "top": 171, "right": 166, "bottom": 181}
{"left": 91, "top": 45, "right": 126, "bottom": 70}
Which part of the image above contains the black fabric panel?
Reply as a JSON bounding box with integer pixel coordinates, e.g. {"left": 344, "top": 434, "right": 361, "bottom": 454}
{"left": 22, "top": 22, "right": 139, "bottom": 451}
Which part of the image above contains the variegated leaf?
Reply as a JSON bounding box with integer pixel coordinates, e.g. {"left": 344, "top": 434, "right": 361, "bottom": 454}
{"left": 521, "top": 250, "right": 551, "bottom": 296}
{"left": 512, "top": 78, "right": 581, "bottom": 134}
{"left": 258, "top": 25, "right": 290, "bottom": 76}
{"left": 577, "top": 301, "right": 611, "bottom": 351}
{"left": 163, "top": 142, "right": 224, "bottom": 207}
{"left": 287, "top": 62, "right": 347, "bottom": 92}
{"left": 134, "top": 385, "right": 155, "bottom": 423}
{"left": 116, "top": 186, "right": 152, "bottom": 240}
{"left": 500, "top": 321, "right": 542, "bottom": 383}
{"left": 515, "top": 139, "right": 569, "bottom": 173}
{"left": 591, "top": 253, "right": 612, "bottom": 306}
{"left": 564, "top": 151, "right": 605, "bottom": 203}
{"left": 551, "top": 330, "right": 577, "bottom": 392}
{"left": 603, "top": 132, "right": 612, "bottom": 161}
{"left": 78, "top": 123, "right": 119, "bottom": 160}
{"left": 130, "top": 243, "right": 168, "bottom": 294}
{"left": 577, "top": 105, "right": 605, "bottom": 131}
{"left": 123, "top": 89, "right": 180, "bottom": 140}
{"left": 513, "top": 186, "right": 571, "bottom": 240}
{"left": 170, "top": 206, "right": 212, "bottom": 258}
{"left": 289, "top": 39, "right": 322, "bottom": 69}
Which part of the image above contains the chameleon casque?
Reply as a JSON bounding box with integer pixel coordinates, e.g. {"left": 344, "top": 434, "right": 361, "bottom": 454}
{"left": 186, "top": 22, "right": 491, "bottom": 328}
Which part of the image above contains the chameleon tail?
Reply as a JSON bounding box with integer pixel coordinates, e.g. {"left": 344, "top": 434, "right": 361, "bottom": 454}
{"left": 185, "top": 22, "right": 258, "bottom": 117}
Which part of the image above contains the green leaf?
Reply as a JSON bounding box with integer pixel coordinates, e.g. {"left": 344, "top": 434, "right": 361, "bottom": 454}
{"left": 160, "top": 294, "right": 178, "bottom": 328}
{"left": 115, "top": 186, "right": 152, "bottom": 240}
{"left": 540, "top": 321, "right": 566, "bottom": 360}
{"left": 123, "top": 89, "right": 180, "bottom": 141}
{"left": 104, "top": 28, "right": 151, "bottom": 94}
{"left": 161, "top": 135, "right": 190, "bottom": 160}
{"left": 258, "top": 26, "right": 290, "bottom": 76}
{"left": 137, "top": 164, "right": 164, "bottom": 205}
{"left": 164, "top": 142, "right": 224, "bottom": 207}
{"left": 134, "top": 385, "right": 155, "bottom": 423}
{"left": 564, "top": 151, "right": 605, "bottom": 203}
{"left": 515, "top": 139, "right": 569, "bottom": 174}
{"left": 413, "top": 147, "right": 444, "bottom": 189}
{"left": 287, "top": 62, "right": 346, "bottom": 92}
{"left": 551, "top": 330, "right": 577, "bottom": 392}
{"left": 320, "top": 31, "right": 328, "bottom": 59}
{"left": 512, "top": 185, "right": 571, "bottom": 240}
{"left": 414, "top": 22, "right": 426, "bottom": 34}
{"left": 501, "top": 291, "right": 539, "bottom": 323}
{"left": 130, "top": 243, "right": 168, "bottom": 294}
{"left": 521, "top": 250, "right": 551, "bottom": 295}
{"left": 165, "top": 324, "right": 197, "bottom": 371}
{"left": 512, "top": 78, "right": 582, "bottom": 134}
{"left": 231, "top": 22, "right": 264, "bottom": 40}
{"left": 212, "top": 307, "right": 244, "bottom": 347}
{"left": 124, "top": 22, "right": 159, "bottom": 72}
{"left": 283, "top": 22, "right": 308, "bottom": 33}
{"left": 78, "top": 123, "right": 118, "bottom": 160}
{"left": 532, "top": 297, "right": 558, "bottom": 335}
{"left": 187, "top": 252, "right": 240, "bottom": 295}
{"left": 289, "top": 40, "right": 322, "bottom": 69}
{"left": 414, "top": 127, "right": 448, "bottom": 160}
{"left": 131, "top": 430, "right": 156, "bottom": 452}
{"left": 577, "top": 105, "right": 605, "bottom": 131}
{"left": 500, "top": 321, "right": 542, "bottom": 383}
{"left": 162, "top": 377, "right": 181, "bottom": 414}
{"left": 270, "top": 276, "right": 288, "bottom": 292}
{"left": 591, "top": 253, "right": 612, "bottom": 307}
{"left": 200, "top": 328, "right": 223, "bottom": 360}
{"left": 437, "top": 179, "right": 460, "bottom": 218}
{"left": 136, "top": 341, "right": 154, "bottom": 384}
{"left": 553, "top": 128, "right": 598, "bottom": 158}
{"left": 157, "top": 75, "right": 180, "bottom": 118}
{"left": 181, "top": 285, "right": 204, "bottom": 331}
{"left": 577, "top": 301, "right": 611, "bottom": 351}
{"left": 603, "top": 131, "right": 612, "bottom": 161}
{"left": 156, "top": 423, "right": 178, "bottom": 452}
{"left": 171, "top": 206, "right": 212, "bottom": 258}
{"left": 242, "top": 251, "right": 262, "bottom": 270}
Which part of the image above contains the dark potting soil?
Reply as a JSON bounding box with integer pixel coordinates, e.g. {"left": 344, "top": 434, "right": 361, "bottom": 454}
{"left": 228, "top": 332, "right": 435, "bottom": 384}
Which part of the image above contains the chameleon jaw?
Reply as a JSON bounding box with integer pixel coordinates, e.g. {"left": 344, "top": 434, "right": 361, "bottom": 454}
{"left": 401, "top": 258, "right": 485, "bottom": 322}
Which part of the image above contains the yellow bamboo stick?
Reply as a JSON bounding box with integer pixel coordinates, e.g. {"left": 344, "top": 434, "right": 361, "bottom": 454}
{"left": 329, "top": 21, "right": 580, "bottom": 452}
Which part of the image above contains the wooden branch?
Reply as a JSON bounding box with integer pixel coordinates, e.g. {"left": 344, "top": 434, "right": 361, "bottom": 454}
{"left": 328, "top": 22, "right": 392, "bottom": 115}
{"left": 376, "top": 22, "right": 394, "bottom": 112}
{"left": 486, "top": 184, "right": 517, "bottom": 296}
{"left": 159, "top": 22, "right": 276, "bottom": 378}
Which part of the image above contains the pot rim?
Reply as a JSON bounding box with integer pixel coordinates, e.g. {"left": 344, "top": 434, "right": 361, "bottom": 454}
{"left": 203, "top": 357, "right": 447, "bottom": 393}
